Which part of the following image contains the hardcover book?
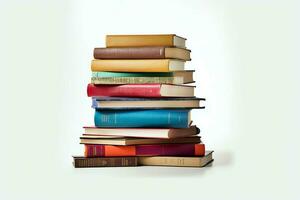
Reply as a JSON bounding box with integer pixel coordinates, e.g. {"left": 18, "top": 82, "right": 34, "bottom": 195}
{"left": 106, "top": 34, "right": 186, "bottom": 48}
{"left": 73, "top": 156, "right": 138, "bottom": 168}
{"left": 138, "top": 151, "right": 214, "bottom": 167}
{"left": 87, "top": 84, "right": 195, "bottom": 98}
{"left": 83, "top": 125, "right": 199, "bottom": 138}
{"left": 91, "top": 71, "right": 194, "bottom": 84}
{"left": 91, "top": 59, "right": 185, "bottom": 72}
{"left": 80, "top": 136, "right": 201, "bottom": 145}
{"left": 84, "top": 143, "right": 205, "bottom": 157}
{"left": 94, "top": 109, "right": 191, "bottom": 128}
{"left": 92, "top": 97, "right": 205, "bottom": 109}
{"left": 94, "top": 47, "right": 191, "bottom": 60}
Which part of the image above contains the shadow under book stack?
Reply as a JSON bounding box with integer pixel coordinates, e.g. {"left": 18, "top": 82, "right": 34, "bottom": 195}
{"left": 73, "top": 34, "right": 214, "bottom": 168}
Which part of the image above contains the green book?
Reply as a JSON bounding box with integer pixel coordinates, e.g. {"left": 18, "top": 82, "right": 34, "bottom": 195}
{"left": 91, "top": 71, "right": 194, "bottom": 84}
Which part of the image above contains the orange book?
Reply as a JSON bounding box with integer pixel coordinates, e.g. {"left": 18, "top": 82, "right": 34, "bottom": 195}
{"left": 91, "top": 59, "right": 185, "bottom": 72}
{"left": 106, "top": 34, "right": 186, "bottom": 48}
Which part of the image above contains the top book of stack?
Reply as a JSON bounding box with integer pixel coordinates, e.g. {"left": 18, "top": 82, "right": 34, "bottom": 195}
{"left": 106, "top": 34, "right": 187, "bottom": 48}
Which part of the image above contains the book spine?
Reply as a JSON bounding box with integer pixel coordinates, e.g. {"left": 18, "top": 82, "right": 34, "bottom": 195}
{"left": 94, "top": 109, "right": 190, "bottom": 128}
{"left": 106, "top": 35, "right": 174, "bottom": 47}
{"left": 73, "top": 157, "right": 138, "bottom": 167}
{"left": 91, "top": 77, "right": 183, "bottom": 84}
{"left": 87, "top": 84, "right": 162, "bottom": 97}
{"left": 94, "top": 47, "right": 166, "bottom": 59}
{"left": 91, "top": 59, "right": 170, "bottom": 72}
{"left": 85, "top": 144, "right": 205, "bottom": 157}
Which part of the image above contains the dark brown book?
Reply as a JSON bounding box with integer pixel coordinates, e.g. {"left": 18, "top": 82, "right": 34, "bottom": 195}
{"left": 94, "top": 47, "right": 191, "bottom": 61}
{"left": 72, "top": 156, "right": 138, "bottom": 168}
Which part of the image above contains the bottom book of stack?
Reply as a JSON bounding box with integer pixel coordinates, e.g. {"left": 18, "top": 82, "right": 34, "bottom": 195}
{"left": 73, "top": 151, "right": 213, "bottom": 168}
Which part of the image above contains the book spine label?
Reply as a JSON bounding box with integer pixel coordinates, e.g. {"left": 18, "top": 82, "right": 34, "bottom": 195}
{"left": 73, "top": 157, "right": 138, "bottom": 167}
{"left": 91, "top": 59, "right": 170, "bottom": 72}
{"left": 91, "top": 77, "right": 183, "bottom": 84}
{"left": 84, "top": 144, "right": 205, "bottom": 157}
{"left": 94, "top": 109, "right": 190, "bottom": 128}
{"left": 87, "top": 84, "right": 162, "bottom": 97}
{"left": 94, "top": 47, "right": 166, "bottom": 59}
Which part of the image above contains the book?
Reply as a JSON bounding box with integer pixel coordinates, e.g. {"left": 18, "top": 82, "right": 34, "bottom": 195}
{"left": 94, "top": 109, "right": 191, "bottom": 128}
{"left": 94, "top": 47, "right": 191, "bottom": 60}
{"left": 83, "top": 125, "right": 199, "bottom": 138}
{"left": 84, "top": 143, "right": 205, "bottom": 157}
{"left": 91, "top": 70, "right": 194, "bottom": 84}
{"left": 87, "top": 84, "right": 195, "bottom": 98}
{"left": 138, "top": 151, "right": 214, "bottom": 167}
{"left": 106, "top": 34, "right": 186, "bottom": 48}
{"left": 92, "top": 97, "right": 205, "bottom": 109}
{"left": 73, "top": 156, "right": 138, "bottom": 168}
{"left": 80, "top": 136, "right": 201, "bottom": 145}
{"left": 91, "top": 59, "right": 185, "bottom": 72}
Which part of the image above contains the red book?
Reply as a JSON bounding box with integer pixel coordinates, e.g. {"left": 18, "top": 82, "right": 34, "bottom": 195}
{"left": 87, "top": 84, "right": 194, "bottom": 98}
{"left": 84, "top": 143, "right": 205, "bottom": 157}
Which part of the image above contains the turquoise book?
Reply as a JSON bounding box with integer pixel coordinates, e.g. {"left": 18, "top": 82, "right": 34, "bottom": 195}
{"left": 94, "top": 109, "right": 191, "bottom": 128}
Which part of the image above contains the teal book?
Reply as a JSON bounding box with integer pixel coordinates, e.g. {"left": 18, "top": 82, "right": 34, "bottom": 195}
{"left": 94, "top": 109, "right": 191, "bottom": 128}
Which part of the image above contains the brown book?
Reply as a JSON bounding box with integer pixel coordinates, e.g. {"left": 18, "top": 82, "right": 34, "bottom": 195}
{"left": 80, "top": 136, "right": 201, "bottom": 145}
{"left": 72, "top": 156, "right": 138, "bottom": 168}
{"left": 138, "top": 151, "right": 214, "bottom": 167}
{"left": 94, "top": 47, "right": 191, "bottom": 61}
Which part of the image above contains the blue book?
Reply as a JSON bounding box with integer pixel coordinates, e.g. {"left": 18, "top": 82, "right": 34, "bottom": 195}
{"left": 94, "top": 109, "right": 191, "bottom": 128}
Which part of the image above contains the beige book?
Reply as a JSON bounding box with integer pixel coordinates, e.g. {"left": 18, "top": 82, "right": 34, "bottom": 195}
{"left": 138, "top": 151, "right": 214, "bottom": 167}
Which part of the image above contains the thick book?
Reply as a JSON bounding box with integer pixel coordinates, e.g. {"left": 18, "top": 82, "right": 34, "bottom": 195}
{"left": 87, "top": 84, "right": 195, "bottom": 98}
{"left": 94, "top": 47, "right": 191, "bottom": 60}
{"left": 80, "top": 136, "right": 201, "bottom": 145}
{"left": 84, "top": 143, "right": 205, "bottom": 157}
{"left": 73, "top": 156, "right": 138, "bottom": 168}
{"left": 92, "top": 97, "right": 205, "bottom": 109}
{"left": 91, "top": 70, "right": 194, "bottom": 84}
{"left": 106, "top": 34, "right": 186, "bottom": 48}
{"left": 94, "top": 109, "right": 191, "bottom": 128}
{"left": 83, "top": 125, "right": 199, "bottom": 139}
{"left": 91, "top": 59, "right": 185, "bottom": 72}
{"left": 138, "top": 151, "right": 214, "bottom": 167}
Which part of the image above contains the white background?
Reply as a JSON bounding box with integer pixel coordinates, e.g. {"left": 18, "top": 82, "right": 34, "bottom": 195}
{"left": 0, "top": 0, "right": 299, "bottom": 199}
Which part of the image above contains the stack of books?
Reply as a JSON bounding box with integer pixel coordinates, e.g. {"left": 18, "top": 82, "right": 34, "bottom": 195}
{"left": 73, "top": 34, "right": 214, "bottom": 168}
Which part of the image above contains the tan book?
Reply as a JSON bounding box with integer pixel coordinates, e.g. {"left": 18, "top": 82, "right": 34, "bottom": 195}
{"left": 138, "top": 151, "right": 214, "bottom": 167}
{"left": 91, "top": 59, "right": 185, "bottom": 72}
{"left": 80, "top": 136, "right": 201, "bottom": 145}
{"left": 106, "top": 34, "right": 186, "bottom": 48}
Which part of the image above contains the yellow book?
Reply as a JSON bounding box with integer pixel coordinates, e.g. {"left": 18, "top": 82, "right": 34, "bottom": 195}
{"left": 106, "top": 34, "right": 186, "bottom": 48}
{"left": 91, "top": 59, "right": 185, "bottom": 72}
